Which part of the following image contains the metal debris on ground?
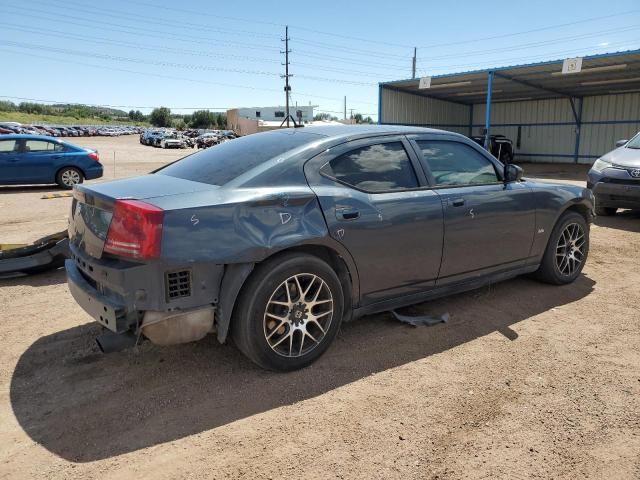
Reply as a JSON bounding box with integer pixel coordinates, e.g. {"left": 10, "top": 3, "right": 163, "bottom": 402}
{"left": 391, "top": 310, "right": 450, "bottom": 327}
{"left": 41, "top": 192, "right": 73, "bottom": 200}
{"left": 0, "top": 230, "right": 69, "bottom": 278}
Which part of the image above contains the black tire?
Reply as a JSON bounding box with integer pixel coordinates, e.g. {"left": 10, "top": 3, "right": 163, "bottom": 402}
{"left": 595, "top": 206, "right": 616, "bottom": 216}
{"left": 534, "top": 211, "right": 589, "bottom": 285}
{"left": 56, "top": 167, "right": 84, "bottom": 189}
{"left": 231, "top": 253, "right": 344, "bottom": 371}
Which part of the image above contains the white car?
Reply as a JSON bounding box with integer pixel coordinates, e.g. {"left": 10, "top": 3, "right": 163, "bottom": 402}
{"left": 160, "top": 134, "right": 187, "bottom": 149}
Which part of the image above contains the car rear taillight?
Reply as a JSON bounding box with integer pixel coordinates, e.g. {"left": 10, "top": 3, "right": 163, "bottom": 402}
{"left": 88, "top": 151, "right": 100, "bottom": 162}
{"left": 104, "top": 200, "right": 163, "bottom": 260}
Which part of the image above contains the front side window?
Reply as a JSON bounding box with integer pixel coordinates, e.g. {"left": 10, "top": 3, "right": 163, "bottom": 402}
{"left": 417, "top": 141, "right": 499, "bottom": 186}
{"left": 0, "top": 140, "right": 17, "bottom": 153}
{"left": 274, "top": 111, "right": 285, "bottom": 118}
{"left": 320, "top": 142, "right": 419, "bottom": 193}
{"left": 24, "top": 140, "right": 55, "bottom": 152}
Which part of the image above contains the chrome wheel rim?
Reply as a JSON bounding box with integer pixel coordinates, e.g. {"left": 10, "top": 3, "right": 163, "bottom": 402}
{"left": 556, "top": 222, "right": 585, "bottom": 276}
{"left": 61, "top": 169, "right": 80, "bottom": 186}
{"left": 263, "top": 273, "right": 334, "bottom": 358}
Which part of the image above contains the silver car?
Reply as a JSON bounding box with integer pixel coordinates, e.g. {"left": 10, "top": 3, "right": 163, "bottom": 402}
{"left": 587, "top": 132, "right": 640, "bottom": 215}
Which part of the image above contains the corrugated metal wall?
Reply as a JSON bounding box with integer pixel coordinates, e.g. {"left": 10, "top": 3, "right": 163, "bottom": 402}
{"left": 580, "top": 93, "right": 640, "bottom": 159}
{"left": 472, "top": 98, "right": 577, "bottom": 164}
{"left": 381, "top": 88, "right": 468, "bottom": 134}
{"left": 381, "top": 87, "right": 640, "bottom": 164}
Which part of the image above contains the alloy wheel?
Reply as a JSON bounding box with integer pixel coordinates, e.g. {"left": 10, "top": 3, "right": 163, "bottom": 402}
{"left": 61, "top": 169, "right": 80, "bottom": 186}
{"left": 263, "top": 273, "right": 334, "bottom": 358}
{"left": 555, "top": 222, "right": 586, "bottom": 276}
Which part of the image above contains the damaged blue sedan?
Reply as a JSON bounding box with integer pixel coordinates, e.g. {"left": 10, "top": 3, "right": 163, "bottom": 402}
{"left": 66, "top": 125, "right": 594, "bottom": 371}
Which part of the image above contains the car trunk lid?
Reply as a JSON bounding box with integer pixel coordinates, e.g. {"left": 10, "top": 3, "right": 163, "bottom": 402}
{"left": 69, "top": 175, "right": 217, "bottom": 259}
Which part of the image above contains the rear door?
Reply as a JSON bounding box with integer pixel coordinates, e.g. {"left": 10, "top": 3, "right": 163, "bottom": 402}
{"left": 21, "top": 139, "right": 63, "bottom": 183}
{"left": 410, "top": 135, "right": 536, "bottom": 283}
{"left": 305, "top": 136, "right": 444, "bottom": 305}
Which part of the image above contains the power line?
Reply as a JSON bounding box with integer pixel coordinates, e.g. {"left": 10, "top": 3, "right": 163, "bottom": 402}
{"left": 0, "top": 48, "right": 377, "bottom": 106}
{"left": 2, "top": 6, "right": 281, "bottom": 53}
{"left": 417, "top": 39, "right": 640, "bottom": 75}
{"left": 29, "top": 0, "right": 281, "bottom": 40}
{"left": 416, "top": 23, "right": 640, "bottom": 64}
{"left": 1, "top": 24, "right": 398, "bottom": 80}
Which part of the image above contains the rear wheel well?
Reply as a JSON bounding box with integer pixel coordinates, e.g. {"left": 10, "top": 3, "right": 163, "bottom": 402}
{"left": 258, "top": 245, "right": 354, "bottom": 320}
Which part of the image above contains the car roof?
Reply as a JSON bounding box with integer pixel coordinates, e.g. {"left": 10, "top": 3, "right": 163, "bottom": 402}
{"left": 281, "top": 124, "right": 465, "bottom": 144}
{"left": 0, "top": 134, "right": 63, "bottom": 141}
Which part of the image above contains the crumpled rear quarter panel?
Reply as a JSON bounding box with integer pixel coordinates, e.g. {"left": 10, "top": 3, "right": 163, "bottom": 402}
{"left": 155, "top": 187, "right": 330, "bottom": 263}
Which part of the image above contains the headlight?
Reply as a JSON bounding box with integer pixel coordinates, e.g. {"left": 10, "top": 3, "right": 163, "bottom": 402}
{"left": 592, "top": 158, "right": 612, "bottom": 172}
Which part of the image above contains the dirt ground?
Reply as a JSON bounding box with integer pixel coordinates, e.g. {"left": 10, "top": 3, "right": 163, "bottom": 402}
{"left": 1, "top": 135, "right": 639, "bottom": 479}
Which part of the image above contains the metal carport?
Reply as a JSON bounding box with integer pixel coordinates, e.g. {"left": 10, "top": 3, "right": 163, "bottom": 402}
{"left": 378, "top": 49, "right": 640, "bottom": 164}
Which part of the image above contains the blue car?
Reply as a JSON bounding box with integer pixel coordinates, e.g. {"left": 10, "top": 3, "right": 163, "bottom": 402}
{"left": 0, "top": 134, "right": 103, "bottom": 189}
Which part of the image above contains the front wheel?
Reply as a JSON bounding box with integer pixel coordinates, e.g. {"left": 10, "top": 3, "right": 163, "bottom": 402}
{"left": 231, "top": 253, "right": 344, "bottom": 371}
{"left": 56, "top": 167, "right": 84, "bottom": 189}
{"left": 534, "top": 211, "right": 589, "bottom": 285}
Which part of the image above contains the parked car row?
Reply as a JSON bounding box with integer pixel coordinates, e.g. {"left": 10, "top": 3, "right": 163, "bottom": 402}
{"left": 0, "top": 122, "right": 143, "bottom": 138}
{"left": 140, "top": 129, "right": 195, "bottom": 149}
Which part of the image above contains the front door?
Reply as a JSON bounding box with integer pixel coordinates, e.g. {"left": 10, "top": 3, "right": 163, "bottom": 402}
{"left": 411, "top": 136, "right": 536, "bottom": 284}
{"left": 0, "top": 138, "right": 21, "bottom": 183}
{"left": 305, "top": 136, "right": 444, "bottom": 305}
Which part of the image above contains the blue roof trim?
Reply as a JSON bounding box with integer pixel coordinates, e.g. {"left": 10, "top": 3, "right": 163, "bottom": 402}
{"left": 381, "top": 48, "right": 640, "bottom": 87}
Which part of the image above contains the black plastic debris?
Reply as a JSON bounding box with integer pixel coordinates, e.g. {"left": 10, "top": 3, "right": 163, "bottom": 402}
{"left": 391, "top": 310, "right": 450, "bottom": 327}
{"left": 0, "top": 230, "right": 69, "bottom": 278}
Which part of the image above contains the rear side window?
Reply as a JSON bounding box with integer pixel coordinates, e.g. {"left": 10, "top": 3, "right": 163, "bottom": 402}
{"left": 0, "top": 140, "right": 16, "bottom": 153}
{"left": 417, "top": 141, "right": 499, "bottom": 186}
{"left": 320, "top": 142, "right": 418, "bottom": 193}
{"left": 157, "top": 130, "right": 319, "bottom": 185}
{"left": 24, "top": 140, "right": 56, "bottom": 152}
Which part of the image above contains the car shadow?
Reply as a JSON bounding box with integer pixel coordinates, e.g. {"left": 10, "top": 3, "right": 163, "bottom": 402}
{"left": 10, "top": 275, "right": 595, "bottom": 462}
{"left": 0, "top": 267, "right": 66, "bottom": 285}
{"left": 594, "top": 209, "right": 640, "bottom": 233}
{"left": 0, "top": 185, "right": 62, "bottom": 194}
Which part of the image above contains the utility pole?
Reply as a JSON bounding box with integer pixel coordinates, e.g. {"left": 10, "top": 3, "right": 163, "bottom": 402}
{"left": 280, "top": 25, "right": 294, "bottom": 128}
{"left": 412, "top": 47, "right": 417, "bottom": 79}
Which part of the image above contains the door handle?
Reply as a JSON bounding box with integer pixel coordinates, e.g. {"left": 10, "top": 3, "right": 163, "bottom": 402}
{"left": 450, "top": 198, "right": 465, "bottom": 207}
{"left": 52, "top": 155, "right": 62, "bottom": 159}
{"left": 336, "top": 207, "right": 360, "bottom": 220}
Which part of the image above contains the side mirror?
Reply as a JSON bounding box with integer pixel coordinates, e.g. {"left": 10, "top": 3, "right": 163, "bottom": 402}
{"left": 504, "top": 164, "right": 524, "bottom": 183}
{"left": 615, "top": 139, "right": 628, "bottom": 148}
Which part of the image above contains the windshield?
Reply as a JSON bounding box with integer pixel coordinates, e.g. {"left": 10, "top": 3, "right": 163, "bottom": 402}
{"left": 626, "top": 132, "right": 640, "bottom": 149}
{"left": 156, "top": 130, "right": 320, "bottom": 186}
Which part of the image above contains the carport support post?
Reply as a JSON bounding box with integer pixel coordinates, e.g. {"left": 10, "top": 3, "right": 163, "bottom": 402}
{"left": 572, "top": 97, "right": 583, "bottom": 164}
{"left": 484, "top": 71, "right": 494, "bottom": 150}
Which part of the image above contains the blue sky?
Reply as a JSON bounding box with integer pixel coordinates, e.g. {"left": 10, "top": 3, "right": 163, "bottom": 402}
{"left": 1, "top": 0, "right": 639, "bottom": 119}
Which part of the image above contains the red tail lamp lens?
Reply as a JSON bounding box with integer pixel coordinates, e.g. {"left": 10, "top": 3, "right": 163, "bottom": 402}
{"left": 104, "top": 200, "right": 163, "bottom": 260}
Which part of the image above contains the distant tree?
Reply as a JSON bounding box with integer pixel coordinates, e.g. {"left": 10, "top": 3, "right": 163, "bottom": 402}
{"left": 216, "top": 113, "right": 227, "bottom": 129}
{"left": 175, "top": 119, "right": 187, "bottom": 130}
{"left": 314, "top": 113, "right": 338, "bottom": 121}
{"left": 190, "top": 110, "right": 217, "bottom": 128}
{"left": 0, "top": 101, "right": 17, "bottom": 112}
{"left": 149, "top": 107, "right": 172, "bottom": 127}
{"left": 128, "top": 109, "right": 136, "bottom": 120}
{"left": 353, "top": 113, "right": 363, "bottom": 124}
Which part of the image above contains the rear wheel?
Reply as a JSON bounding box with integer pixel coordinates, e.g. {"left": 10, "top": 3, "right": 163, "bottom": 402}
{"left": 534, "top": 211, "right": 589, "bottom": 285}
{"left": 231, "top": 253, "right": 344, "bottom": 371}
{"left": 56, "top": 167, "right": 83, "bottom": 189}
{"left": 595, "top": 205, "right": 616, "bottom": 216}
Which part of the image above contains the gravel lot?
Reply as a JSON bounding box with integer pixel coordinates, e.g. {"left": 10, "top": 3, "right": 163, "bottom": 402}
{"left": 1, "top": 135, "right": 639, "bottom": 479}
